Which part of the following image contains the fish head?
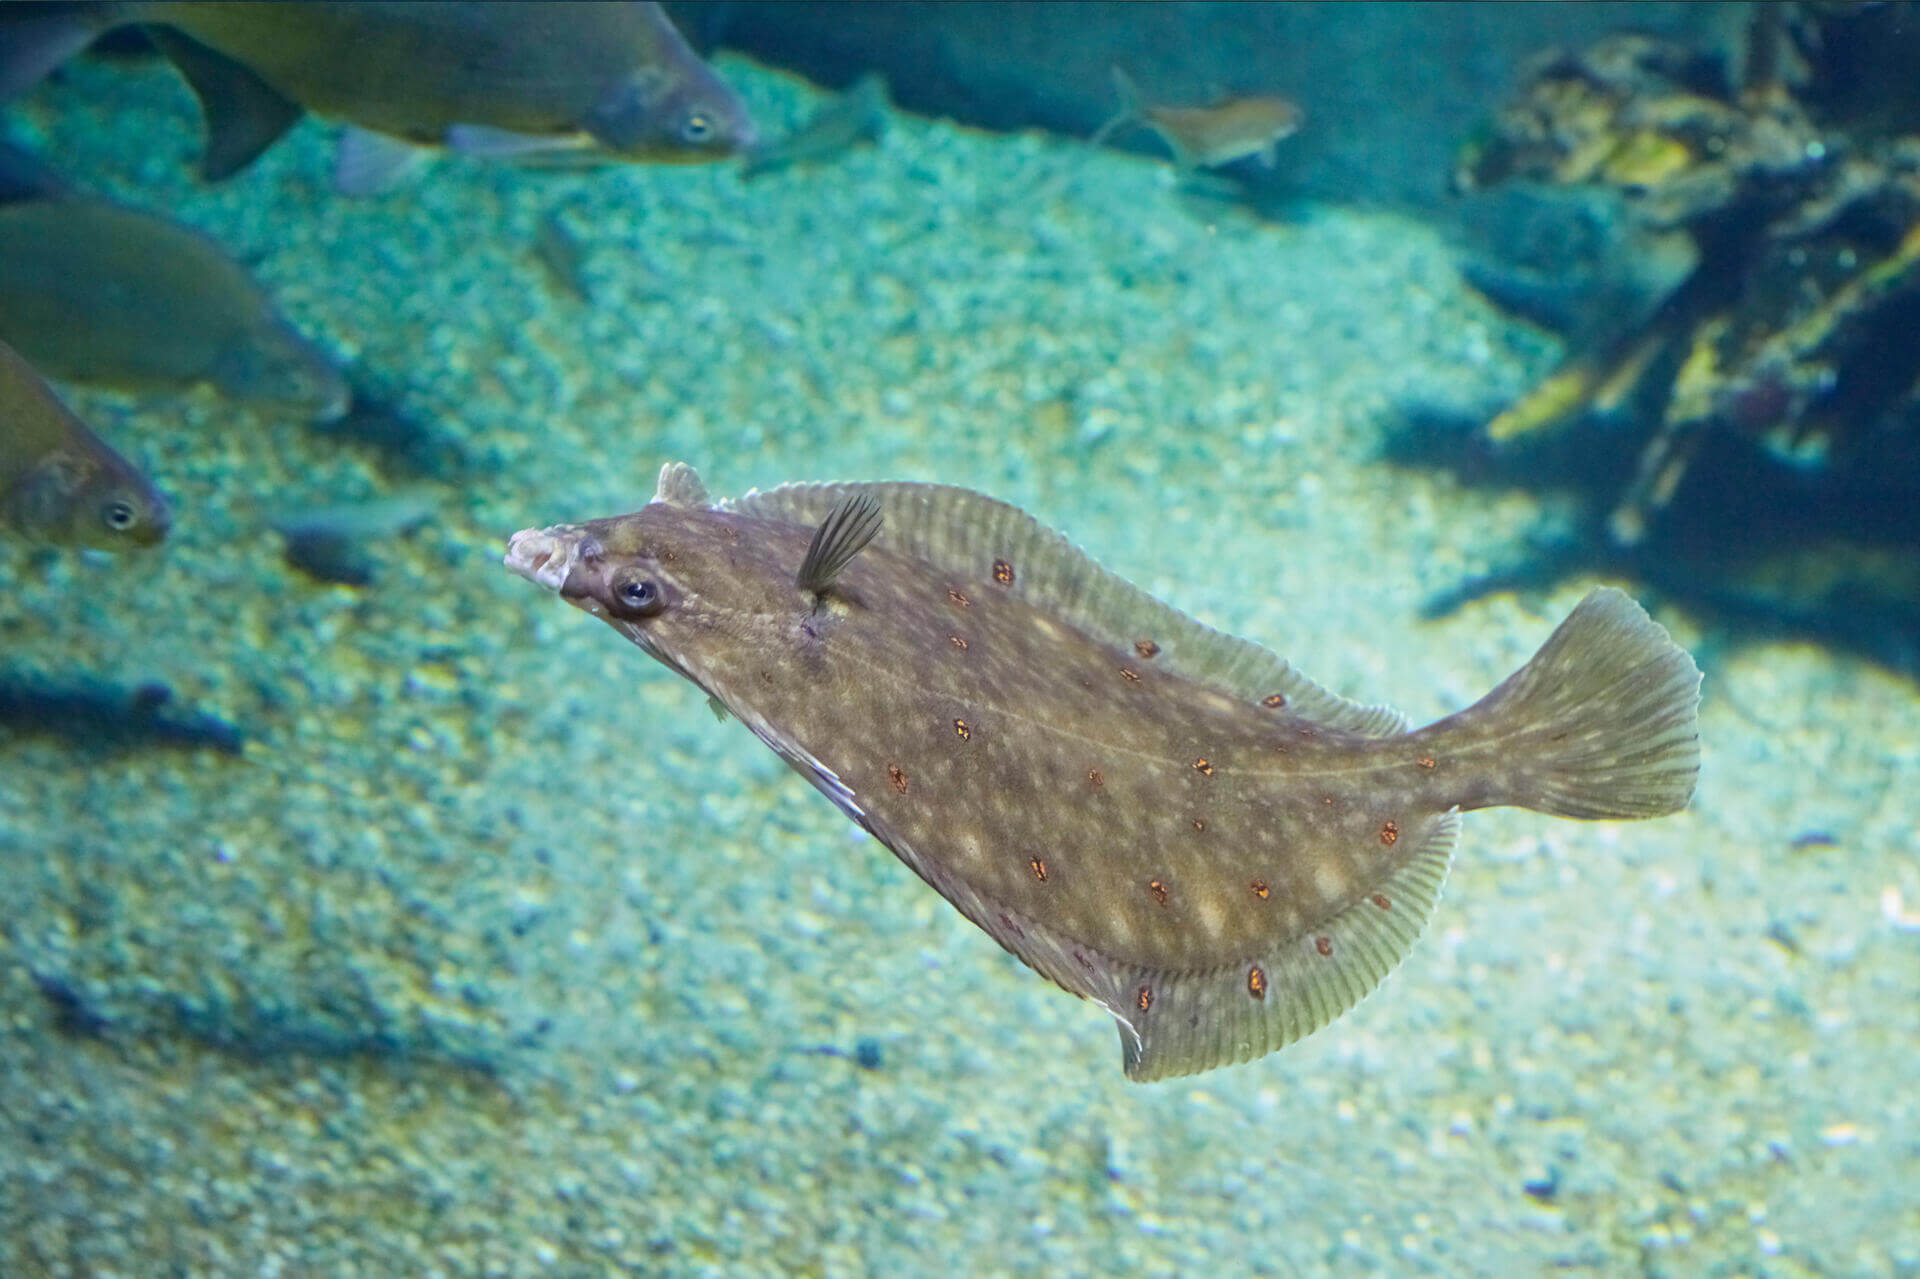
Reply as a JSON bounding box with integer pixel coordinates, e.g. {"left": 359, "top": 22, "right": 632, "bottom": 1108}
{"left": 585, "top": 60, "right": 756, "bottom": 163}
{"left": 82, "top": 468, "right": 172, "bottom": 549}
{"left": 506, "top": 475, "right": 795, "bottom": 690}
{"left": 210, "top": 325, "right": 352, "bottom": 423}
{"left": 10, "top": 450, "right": 171, "bottom": 550}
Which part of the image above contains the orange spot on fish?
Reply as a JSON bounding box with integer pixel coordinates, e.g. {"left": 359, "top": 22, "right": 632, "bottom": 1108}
{"left": 1250, "top": 879, "right": 1270, "bottom": 900}
{"left": 1119, "top": 667, "right": 1141, "bottom": 682}
{"left": 1247, "top": 965, "right": 1268, "bottom": 999}
{"left": 1192, "top": 817, "right": 1207, "bottom": 832}
{"left": 1315, "top": 936, "right": 1333, "bottom": 957}
{"left": 954, "top": 719, "right": 971, "bottom": 741}
{"left": 1380, "top": 820, "right": 1399, "bottom": 846}
{"left": 948, "top": 588, "right": 971, "bottom": 608}
{"left": 993, "top": 558, "right": 1014, "bottom": 585}
{"left": 887, "top": 763, "right": 908, "bottom": 794}
{"left": 1135, "top": 639, "right": 1160, "bottom": 659}
{"left": 1193, "top": 759, "right": 1214, "bottom": 776}
{"left": 1417, "top": 756, "right": 1436, "bottom": 769}
{"left": 1029, "top": 855, "right": 1048, "bottom": 882}
{"left": 1136, "top": 985, "right": 1152, "bottom": 1012}
{"left": 1261, "top": 693, "right": 1285, "bottom": 709}
{"left": 1088, "top": 768, "right": 1105, "bottom": 788}
{"left": 1371, "top": 893, "right": 1391, "bottom": 911}
{"left": 1148, "top": 878, "right": 1168, "bottom": 906}
{"left": 949, "top": 634, "right": 968, "bottom": 650}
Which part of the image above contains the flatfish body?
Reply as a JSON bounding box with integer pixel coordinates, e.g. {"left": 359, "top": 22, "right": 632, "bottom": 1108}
{"left": 506, "top": 464, "right": 1700, "bottom": 1080}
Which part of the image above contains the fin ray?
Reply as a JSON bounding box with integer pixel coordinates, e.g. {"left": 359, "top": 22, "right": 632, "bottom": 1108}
{"left": 1121, "top": 809, "right": 1458, "bottom": 1082}
{"left": 795, "top": 492, "right": 883, "bottom": 594}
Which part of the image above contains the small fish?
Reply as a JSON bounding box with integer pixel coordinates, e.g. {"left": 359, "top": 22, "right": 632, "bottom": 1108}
{"left": 0, "top": 197, "right": 348, "bottom": 419}
{"left": 0, "top": 338, "right": 169, "bottom": 548}
{"left": 269, "top": 489, "right": 434, "bottom": 587}
{"left": 1094, "top": 67, "right": 1302, "bottom": 170}
{"left": 506, "top": 465, "right": 1701, "bottom": 1081}
{"left": 532, "top": 208, "right": 595, "bottom": 304}
{"left": 0, "top": 2, "right": 755, "bottom": 181}
{"left": 741, "top": 72, "right": 889, "bottom": 180}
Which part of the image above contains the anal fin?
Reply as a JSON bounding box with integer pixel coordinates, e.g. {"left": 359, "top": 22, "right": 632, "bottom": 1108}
{"left": 1119, "top": 810, "right": 1459, "bottom": 1082}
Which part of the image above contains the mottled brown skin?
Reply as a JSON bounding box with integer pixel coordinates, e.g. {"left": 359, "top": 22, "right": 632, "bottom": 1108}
{"left": 135, "top": 1, "right": 754, "bottom": 162}
{"left": 0, "top": 339, "right": 169, "bottom": 548}
{"left": 508, "top": 471, "right": 1699, "bottom": 1078}
{"left": 549, "top": 503, "right": 1459, "bottom": 969}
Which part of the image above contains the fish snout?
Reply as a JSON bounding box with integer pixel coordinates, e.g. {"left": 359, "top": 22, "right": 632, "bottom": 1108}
{"left": 504, "top": 525, "right": 586, "bottom": 593}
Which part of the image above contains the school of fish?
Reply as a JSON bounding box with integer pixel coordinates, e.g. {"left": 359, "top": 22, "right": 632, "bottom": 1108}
{"left": 2, "top": 5, "right": 1703, "bottom": 1084}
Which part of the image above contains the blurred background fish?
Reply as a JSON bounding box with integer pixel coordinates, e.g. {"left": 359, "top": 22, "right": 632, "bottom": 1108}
{"left": 1093, "top": 66, "right": 1301, "bottom": 170}
{"left": 740, "top": 71, "right": 888, "bottom": 180}
{"left": 0, "top": 338, "right": 168, "bottom": 549}
{"left": 0, "top": 1, "right": 756, "bottom": 187}
{"left": 0, "top": 196, "right": 348, "bottom": 419}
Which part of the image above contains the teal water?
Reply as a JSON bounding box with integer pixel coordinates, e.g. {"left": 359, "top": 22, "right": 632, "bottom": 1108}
{"left": 3, "top": 40, "right": 1917, "bottom": 1279}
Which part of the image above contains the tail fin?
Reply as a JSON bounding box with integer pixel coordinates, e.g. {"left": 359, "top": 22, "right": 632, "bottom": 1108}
{"left": 1426, "top": 587, "right": 1701, "bottom": 820}
{"left": 1087, "top": 65, "right": 1143, "bottom": 151}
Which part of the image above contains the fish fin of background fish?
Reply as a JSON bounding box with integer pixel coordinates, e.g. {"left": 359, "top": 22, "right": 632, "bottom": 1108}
{"left": 1424, "top": 587, "right": 1701, "bottom": 820}
{"left": 143, "top": 25, "right": 301, "bottom": 182}
{"left": 0, "top": 135, "right": 70, "bottom": 204}
{"left": 445, "top": 123, "right": 597, "bottom": 162}
{"left": 1121, "top": 810, "right": 1457, "bottom": 1082}
{"left": 331, "top": 127, "right": 428, "bottom": 196}
{"left": 653, "top": 462, "right": 710, "bottom": 508}
{"left": 725, "top": 480, "right": 1409, "bottom": 735}
{"left": 795, "top": 493, "right": 883, "bottom": 593}
{"left": 705, "top": 695, "right": 731, "bottom": 723}
{"left": 0, "top": 4, "right": 101, "bottom": 100}
{"left": 1087, "top": 65, "right": 1141, "bottom": 151}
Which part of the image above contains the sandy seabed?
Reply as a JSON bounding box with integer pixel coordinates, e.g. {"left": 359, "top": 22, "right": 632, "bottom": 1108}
{"left": 1, "top": 55, "right": 1914, "bottom": 1279}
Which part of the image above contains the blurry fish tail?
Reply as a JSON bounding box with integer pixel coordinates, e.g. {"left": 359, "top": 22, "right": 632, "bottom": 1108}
{"left": 1418, "top": 587, "right": 1701, "bottom": 820}
{"left": 1088, "top": 65, "right": 1143, "bottom": 151}
{"left": 0, "top": 2, "right": 106, "bottom": 100}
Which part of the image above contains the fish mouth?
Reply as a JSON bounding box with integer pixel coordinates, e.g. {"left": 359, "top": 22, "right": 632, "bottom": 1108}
{"left": 504, "top": 525, "right": 587, "bottom": 594}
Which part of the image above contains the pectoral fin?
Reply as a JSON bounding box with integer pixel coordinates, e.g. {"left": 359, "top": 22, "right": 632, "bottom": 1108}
{"left": 795, "top": 493, "right": 882, "bottom": 594}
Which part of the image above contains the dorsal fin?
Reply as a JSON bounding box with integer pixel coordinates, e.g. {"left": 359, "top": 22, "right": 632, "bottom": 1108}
{"left": 653, "top": 461, "right": 710, "bottom": 508}
{"left": 795, "top": 492, "right": 882, "bottom": 594}
{"left": 724, "top": 480, "right": 1408, "bottom": 735}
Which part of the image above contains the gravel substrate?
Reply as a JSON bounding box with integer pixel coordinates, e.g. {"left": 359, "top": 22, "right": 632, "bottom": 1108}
{"left": 2, "top": 55, "right": 1914, "bottom": 1279}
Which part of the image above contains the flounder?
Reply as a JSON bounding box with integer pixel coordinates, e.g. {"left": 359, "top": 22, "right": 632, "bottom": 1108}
{"left": 505, "top": 464, "right": 1701, "bottom": 1080}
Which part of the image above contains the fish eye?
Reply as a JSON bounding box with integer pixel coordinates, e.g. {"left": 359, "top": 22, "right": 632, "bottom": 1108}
{"left": 103, "top": 500, "right": 137, "bottom": 530}
{"left": 680, "top": 111, "right": 714, "bottom": 143}
{"left": 612, "top": 572, "right": 665, "bottom": 618}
